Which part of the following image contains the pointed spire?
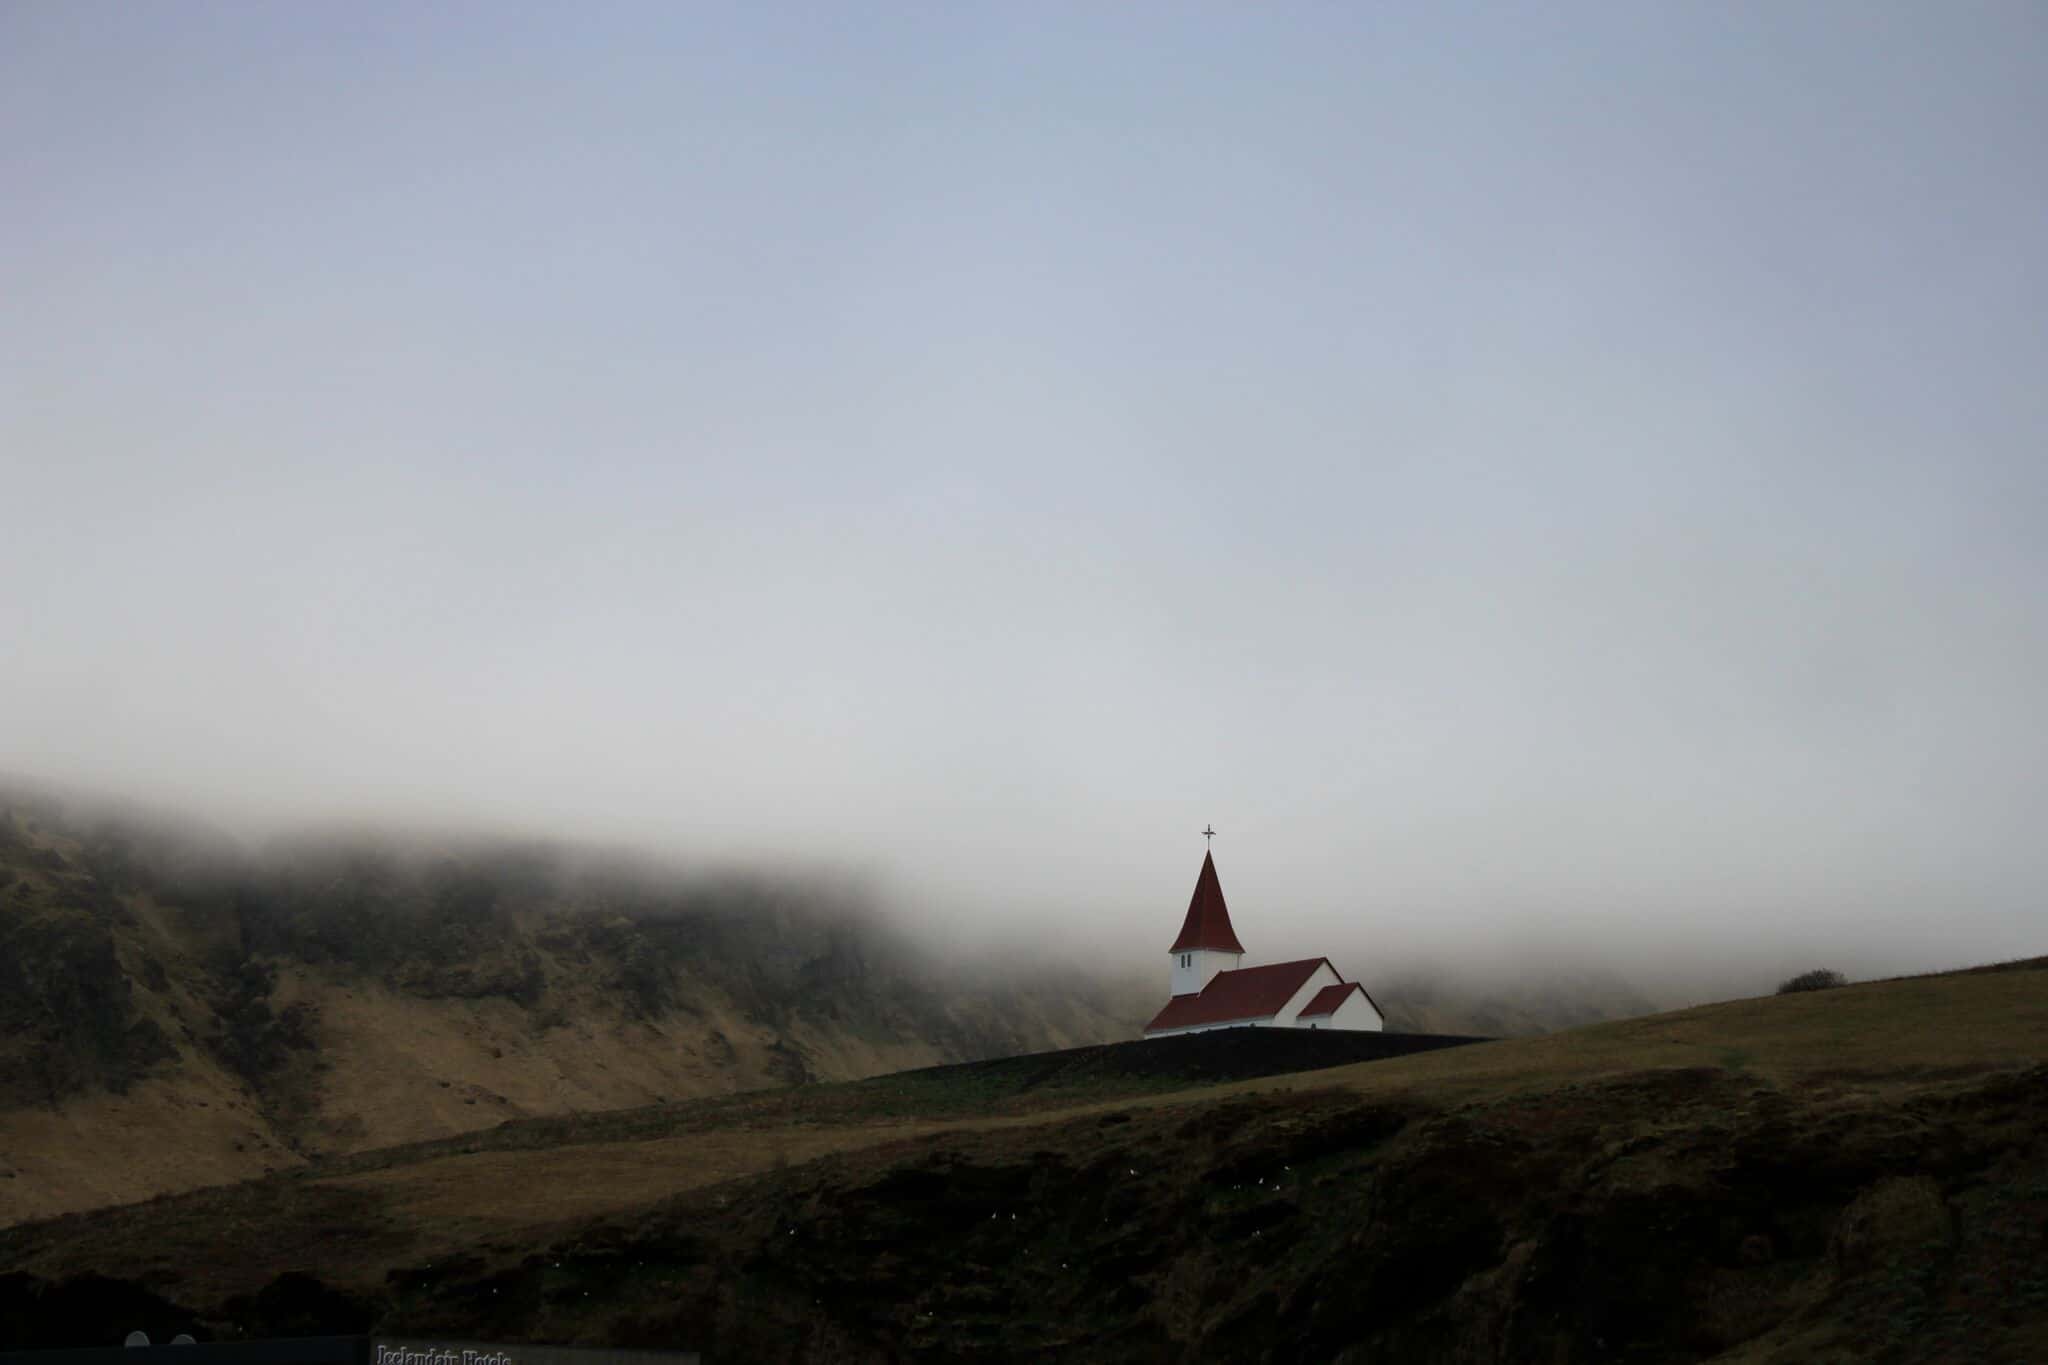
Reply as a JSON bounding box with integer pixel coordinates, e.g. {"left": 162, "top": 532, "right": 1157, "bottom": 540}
{"left": 1169, "top": 849, "right": 1246, "bottom": 954}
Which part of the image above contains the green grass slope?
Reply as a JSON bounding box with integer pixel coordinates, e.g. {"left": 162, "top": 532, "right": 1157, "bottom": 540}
{"left": 3, "top": 957, "right": 2044, "bottom": 1362}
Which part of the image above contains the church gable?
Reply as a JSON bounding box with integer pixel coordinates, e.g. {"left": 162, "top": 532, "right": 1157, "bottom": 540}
{"left": 1298, "top": 980, "right": 1384, "bottom": 1028}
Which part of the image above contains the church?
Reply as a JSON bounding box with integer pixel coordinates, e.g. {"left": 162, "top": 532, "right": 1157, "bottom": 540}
{"left": 1143, "top": 843, "right": 1384, "bottom": 1036}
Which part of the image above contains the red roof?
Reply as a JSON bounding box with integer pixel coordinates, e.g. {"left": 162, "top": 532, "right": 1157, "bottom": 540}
{"left": 1144, "top": 958, "right": 1333, "bottom": 1033}
{"left": 1169, "top": 850, "right": 1246, "bottom": 954}
{"left": 1302, "top": 982, "right": 1384, "bottom": 1023}
{"left": 1299, "top": 980, "right": 1372, "bottom": 1019}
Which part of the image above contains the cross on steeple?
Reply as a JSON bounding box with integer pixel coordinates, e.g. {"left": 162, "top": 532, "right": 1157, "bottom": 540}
{"left": 1202, "top": 824, "right": 1216, "bottom": 847}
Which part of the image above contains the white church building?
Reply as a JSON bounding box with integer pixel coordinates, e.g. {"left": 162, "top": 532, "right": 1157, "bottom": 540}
{"left": 1143, "top": 846, "right": 1384, "bottom": 1037}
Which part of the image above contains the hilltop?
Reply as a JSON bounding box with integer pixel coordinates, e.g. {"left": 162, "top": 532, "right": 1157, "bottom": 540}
{"left": 2, "top": 957, "right": 2044, "bottom": 1361}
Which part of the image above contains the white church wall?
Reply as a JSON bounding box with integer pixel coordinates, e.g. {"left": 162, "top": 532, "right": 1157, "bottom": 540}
{"left": 1169, "top": 947, "right": 1241, "bottom": 998}
{"left": 1271, "top": 962, "right": 1344, "bottom": 1028}
{"left": 1319, "top": 987, "right": 1385, "bottom": 1032}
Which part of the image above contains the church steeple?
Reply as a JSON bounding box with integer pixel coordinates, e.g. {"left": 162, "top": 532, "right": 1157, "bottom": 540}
{"left": 1168, "top": 843, "right": 1247, "bottom": 997}
{"left": 1171, "top": 849, "right": 1247, "bottom": 955}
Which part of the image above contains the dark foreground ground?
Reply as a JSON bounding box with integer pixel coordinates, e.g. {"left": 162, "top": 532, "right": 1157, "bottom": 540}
{"left": 4, "top": 968, "right": 2047, "bottom": 1363}
{"left": 899, "top": 1026, "right": 1488, "bottom": 1092}
{"left": 259, "top": 1027, "right": 1490, "bottom": 1182}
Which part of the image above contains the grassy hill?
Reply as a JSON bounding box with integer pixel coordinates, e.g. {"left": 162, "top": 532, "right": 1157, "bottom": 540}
{"left": 0, "top": 785, "right": 1153, "bottom": 1222}
{"left": 3, "top": 958, "right": 2044, "bottom": 1362}
{"left": 0, "top": 781, "right": 1665, "bottom": 1225}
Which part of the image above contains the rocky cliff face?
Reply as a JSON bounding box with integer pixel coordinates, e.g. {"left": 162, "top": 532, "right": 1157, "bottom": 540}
{"left": 0, "top": 786, "right": 1152, "bottom": 1221}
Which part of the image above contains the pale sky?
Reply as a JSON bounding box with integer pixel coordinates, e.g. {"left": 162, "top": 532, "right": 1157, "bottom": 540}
{"left": 5, "top": 3, "right": 2045, "bottom": 990}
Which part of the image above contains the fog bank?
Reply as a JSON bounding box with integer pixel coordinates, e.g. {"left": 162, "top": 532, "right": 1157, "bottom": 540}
{"left": 5, "top": 5, "right": 2042, "bottom": 1000}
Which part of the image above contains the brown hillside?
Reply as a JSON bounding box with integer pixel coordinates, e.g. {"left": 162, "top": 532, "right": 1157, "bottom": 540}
{"left": 0, "top": 782, "right": 1664, "bottom": 1227}
{"left": 1, "top": 958, "right": 2043, "bottom": 1361}
{"left": 0, "top": 790, "right": 1151, "bottom": 1224}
